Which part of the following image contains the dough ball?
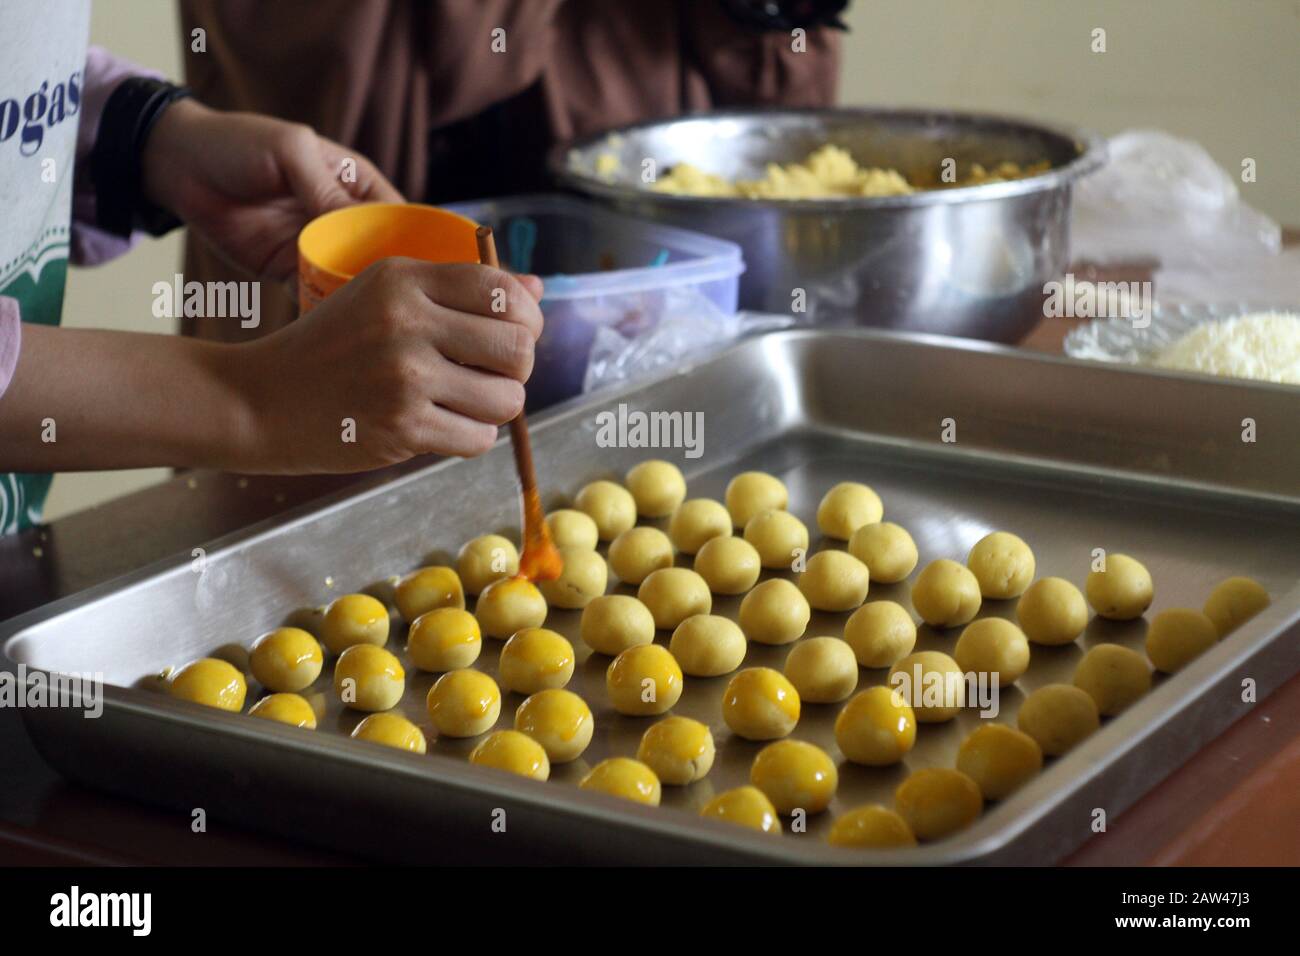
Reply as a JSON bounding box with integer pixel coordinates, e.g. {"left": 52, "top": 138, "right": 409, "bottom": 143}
{"left": 738, "top": 579, "right": 810, "bottom": 645}
{"left": 637, "top": 567, "right": 712, "bottom": 630}
{"left": 499, "top": 627, "right": 576, "bottom": 695}
{"left": 796, "top": 549, "right": 870, "bottom": 611}
{"left": 750, "top": 739, "right": 838, "bottom": 815}
{"left": 168, "top": 658, "right": 247, "bottom": 712}
{"left": 406, "top": 607, "right": 482, "bottom": 672}
{"left": 579, "top": 594, "right": 655, "bottom": 656}
{"left": 321, "top": 593, "right": 391, "bottom": 655}
{"left": 1016, "top": 683, "right": 1099, "bottom": 756}
{"left": 1016, "top": 577, "right": 1088, "bottom": 646}
{"left": 816, "top": 482, "right": 883, "bottom": 540}
{"left": 953, "top": 618, "right": 1031, "bottom": 685}
{"left": 607, "top": 526, "right": 674, "bottom": 586}
{"left": 545, "top": 509, "right": 599, "bottom": 552}
{"left": 693, "top": 535, "right": 761, "bottom": 595}
{"left": 574, "top": 480, "right": 637, "bottom": 541}
{"left": 911, "top": 559, "right": 982, "bottom": 629}
{"left": 579, "top": 757, "right": 662, "bottom": 805}
{"left": 1072, "top": 643, "right": 1151, "bottom": 715}
{"left": 1085, "top": 553, "right": 1153, "bottom": 620}
{"left": 844, "top": 601, "right": 916, "bottom": 668}
{"left": 457, "top": 534, "right": 520, "bottom": 596}
{"left": 827, "top": 805, "right": 917, "bottom": 849}
{"left": 699, "top": 786, "right": 782, "bottom": 834}
{"left": 350, "top": 712, "right": 427, "bottom": 754}
{"left": 426, "top": 668, "right": 502, "bottom": 737}
{"left": 966, "top": 531, "right": 1035, "bottom": 600}
{"left": 538, "top": 547, "right": 607, "bottom": 609}
{"left": 637, "top": 715, "right": 715, "bottom": 785}
{"left": 725, "top": 471, "right": 788, "bottom": 528}
{"left": 722, "top": 667, "right": 800, "bottom": 740}
{"left": 783, "top": 636, "right": 859, "bottom": 703}
{"left": 469, "top": 729, "right": 550, "bottom": 780}
{"left": 1203, "top": 576, "right": 1270, "bottom": 637}
{"left": 249, "top": 626, "right": 323, "bottom": 693}
{"left": 394, "top": 565, "right": 465, "bottom": 622}
{"left": 475, "top": 577, "right": 548, "bottom": 639}
{"left": 333, "top": 644, "right": 405, "bottom": 712}
{"left": 848, "top": 521, "right": 918, "bottom": 584}
{"left": 1145, "top": 608, "right": 1218, "bottom": 674}
{"left": 669, "top": 614, "right": 747, "bottom": 677}
{"left": 955, "top": 724, "right": 1042, "bottom": 800}
{"left": 249, "top": 692, "right": 318, "bottom": 729}
{"left": 834, "top": 686, "right": 917, "bottom": 766}
{"left": 668, "top": 498, "right": 733, "bottom": 554}
{"left": 606, "top": 643, "right": 683, "bottom": 716}
{"left": 625, "top": 460, "right": 687, "bottom": 518}
{"left": 514, "top": 688, "right": 594, "bottom": 763}
{"left": 743, "top": 509, "right": 810, "bottom": 570}
{"left": 887, "top": 650, "right": 964, "bottom": 723}
{"left": 894, "top": 768, "right": 983, "bottom": 841}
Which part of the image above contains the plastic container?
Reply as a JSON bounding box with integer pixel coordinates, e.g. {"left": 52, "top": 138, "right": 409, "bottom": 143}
{"left": 445, "top": 194, "right": 744, "bottom": 409}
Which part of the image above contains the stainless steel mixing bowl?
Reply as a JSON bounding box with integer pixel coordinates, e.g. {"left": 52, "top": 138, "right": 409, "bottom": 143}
{"left": 552, "top": 108, "right": 1106, "bottom": 342}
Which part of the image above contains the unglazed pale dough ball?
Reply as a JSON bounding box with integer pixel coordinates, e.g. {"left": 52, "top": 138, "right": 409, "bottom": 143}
{"left": 783, "top": 637, "right": 859, "bottom": 703}
{"left": 844, "top": 601, "right": 917, "bottom": 668}
{"left": 469, "top": 729, "right": 550, "bottom": 781}
{"left": 499, "top": 627, "right": 576, "bottom": 694}
{"left": 249, "top": 692, "right": 318, "bottom": 729}
{"left": 953, "top": 618, "right": 1031, "bottom": 686}
{"left": 966, "top": 531, "right": 1035, "bottom": 600}
{"left": 693, "top": 535, "right": 761, "bottom": 595}
{"left": 700, "top": 786, "right": 782, "bottom": 834}
{"left": 744, "top": 509, "right": 809, "bottom": 570}
{"left": 894, "top": 768, "right": 983, "bottom": 841}
{"left": 668, "top": 498, "right": 733, "bottom": 555}
{"left": 816, "top": 482, "right": 883, "bottom": 540}
{"left": 606, "top": 643, "right": 684, "bottom": 715}
{"left": 334, "top": 644, "right": 405, "bottom": 712}
{"left": 835, "top": 686, "right": 917, "bottom": 766}
{"left": 827, "top": 805, "right": 917, "bottom": 849}
{"left": 669, "top": 614, "right": 747, "bottom": 677}
{"left": 574, "top": 479, "right": 637, "bottom": 541}
{"left": 249, "top": 627, "right": 323, "bottom": 693}
{"left": 475, "top": 577, "right": 548, "bottom": 639}
{"left": 1016, "top": 577, "right": 1088, "bottom": 646}
{"left": 637, "top": 715, "right": 715, "bottom": 785}
{"left": 738, "top": 579, "right": 810, "bottom": 646}
{"left": 538, "top": 548, "right": 607, "bottom": 609}
{"left": 169, "top": 658, "right": 247, "bottom": 712}
{"left": 955, "top": 724, "right": 1042, "bottom": 800}
{"left": 911, "top": 559, "right": 982, "bottom": 629}
{"left": 407, "top": 607, "right": 482, "bottom": 672}
{"left": 426, "top": 669, "right": 502, "bottom": 737}
{"left": 848, "top": 521, "right": 918, "bottom": 584}
{"left": 1085, "top": 553, "right": 1153, "bottom": 620}
{"left": 722, "top": 667, "right": 800, "bottom": 740}
{"left": 321, "top": 593, "right": 390, "bottom": 655}
{"left": 545, "top": 509, "right": 599, "bottom": 552}
{"left": 637, "top": 567, "right": 712, "bottom": 630}
{"left": 394, "top": 566, "right": 464, "bottom": 622}
{"left": 1203, "top": 576, "right": 1270, "bottom": 637}
{"left": 750, "top": 739, "right": 838, "bottom": 815}
{"left": 625, "top": 460, "right": 687, "bottom": 518}
{"left": 888, "top": 651, "right": 964, "bottom": 723}
{"left": 457, "top": 534, "right": 520, "bottom": 596}
{"left": 350, "top": 712, "right": 427, "bottom": 754}
{"left": 514, "top": 688, "right": 594, "bottom": 763}
{"left": 797, "top": 549, "right": 870, "bottom": 611}
{"left": 1073, "top": 643, "right": 1151, "bottom": 715}
{"left": 1017, "top": 683, "right": 1099, "bottom": 756}
{"left": 580, "top": 758, "right": 662, "bottom": 805}
{"left": 726, "top": 471, "right": 788, "bottom": 528}
{"left": 607, "top": 526, "right": 674, "bottom": 586}
{"left": 579, "top": 594, "right": 655, "bottom": 656}
{"left": 1145, "top": 608, "right": 1218, "bottom": 674}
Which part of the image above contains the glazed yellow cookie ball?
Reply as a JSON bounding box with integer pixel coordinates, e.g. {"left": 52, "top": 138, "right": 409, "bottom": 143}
{"left": 1204, "top": 576, "right": 1270, "bottom": 637}
{"left": 911, "top": 559, "right": 982, "bottom": 629}
{"left": 475, "top": 577, "right": 548, "bottom": 639}
{"left": 457, "top": 534, "right": 520, "bottom": 596}
{"left": 499, "top": 627, "right": 575, "bottom": 695}
{"left": 169, "top": 658, "right": 247, "bottom": 712}
{"left": 738, "top": 578, "right": 810, "bottom": 645}
{"left": 580, "top": 757, "right": 662, "bottom": 805}
{"left": 249, "top": 627, "right": 323, "bottom": 693}
{"left": 625, "top": 460, "right": 687, "bottom": 518}
{"left": 967, "top": 531, "right": 1036, "bottom": 600}
{"left": 848, "top": 521, "right": 918, "bottom": 584}
{"left": 1073, "top": 643, "right": 1151, "bottom": 715}
{"left": 700, "top": 786, "right": 781, "bottom": 834}
{"left": 393, "top": 566, "right": 464, "bottom": 622}
{"left": 579, "top": 594, "right": 655, "bottom": 656}
{"left": 350, "top": 712, "right": 427, "bottom": 753}
{"left": 744, "top": 509, "right": 809, "bottom": 570}
{"left": 669, "top": 614, "right": 747, "bottom": 677}
{"left": 333, "top": 644, "right": 405, "bottom": 712}
{"left": 1017, "top": 683, "right": 1100, "bottom": 756}
{"left": 514, "top": 688, "right": 594, "bottom": 763}
{"left": 827, "top": 805, "right": 917, "bottom": 849}
{"left": 538, "top": 548, "right": 607, "bottom": 609}
{"left": 844, "top": 601, "right": 917, "bottom": 668}
{"left": 835, "top": 686, "right": 917, "bottom": 766}
{"left": 693, "top": 535, "right": 761, "bottom": 595}
{"left": 406, "top": 607, "right": 481, "bottom": 672}
{"left": 955, "top": 724, "right": 1042, "bottom": 800}
{"left": 888, "top": 651, "right": 965, "bottom": 723}
{"left": 953, "top": 618, "right": 1031, "bottom": 685}
{"left": 607, "top": 526, "right": 674, "bottom": 586}
{"left": 797, "top": 549, "right": 870, "bottom": 611}
{"left": 249, "top": 692, "right": 317, "bottom": 728}
{"left": 783, "top": 636, "right": 859, "bottom": 703}
{"left": 637, "top": 567, "right": 712, "bottom": 630}
{"left": 606, "top": 643, "right": 684, "bottom": 716}
{"left": 469, "top": 729, "right": 550, "bottom": 781}
{"left": 574, "top": 479, "right": 637, "bottom": 541}
{"left": 637, "top": 716, "right": 715, "bottom": 785}
{"left": 545, "top": 509, "right": 600, "bottom": 551}
{"left": 1085, "top": 553, "right": 1153, "bottom": 620}
{"left": 816, "top": 482, "right": 884, "bottom": 540}
{"left": 1145, "top": 608, "right": 1218, "bottom": 674}
{"left": 1016, "top": 577, "right": 1088, "bottom": 646}
{"left": 722, "top": 667, "right": 800, "bottom": 740}
{"left": 894, "top": 768, "right": 983, "bottom": 841}
{"left": 321, "top": 593, "right": 390, "bottom": 655}
{"left": 426, "top": 668, "right": 501, "bottom": 737}
{"left": 726, "top": 471, "right": 788, "bottom": 528}
{"left": 751, "top": 739, "right": 838, "bottom": 815}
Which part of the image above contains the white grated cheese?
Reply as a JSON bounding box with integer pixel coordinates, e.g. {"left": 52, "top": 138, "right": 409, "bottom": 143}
{"left": 1152, "top": 311, "right": 1300, "bottom": 385}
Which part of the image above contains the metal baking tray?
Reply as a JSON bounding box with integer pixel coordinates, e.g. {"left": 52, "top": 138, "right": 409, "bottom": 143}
{"left": 5, "top": 330, "right": 1299, "bottom": 864}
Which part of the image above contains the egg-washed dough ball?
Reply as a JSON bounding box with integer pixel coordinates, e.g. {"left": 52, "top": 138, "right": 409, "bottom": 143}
{"left": 625, "top": 460, "right": 687, "bottom": 518}
{"left": 457, "top": 534, "right": 520, "bottom": 596}
{"left": 321, "top": 593, "right": 391, "bottom": 655}
{"left": 1204, "top": 576, "right": 1270, "bottom": 637}
{"left": 579, "top": 594, "right": 655, "bottom": 656}
{"left": 726, "top": 471, "right": 789, "bottom": 528}
{"left": 669, "top": 498, "right": 733, "bottom": 555}
{"left": 249, "top": 627, "right": 323, "bottom": 693}
{"left": 475, "top": 577, "right": 548, "bottom": 639}
{"left": 911, "top": 559, "right": 982, "bottom": 629}
{"left": 887, "top": 650, "right": 965, "bottom": 723}
{"left": 608, "top": 527, "right": 674, "bottom": 586}
{"left": 693, "top": 535, "right": 761, "bottom": 595}
{"left": 894, "top": 768, "right": 983, "bottom": 841}
{"left": 350, "top": 712, "right": 427, "bottom": 754}
{"left": 955, "top": 724, "right": 1042, "bottom": 800}
{"left": 394, "top": 566, "right": 465, "bottom": 622}
{"left": 334, "top": 644, "right": 405, "bottom": 712}
{"left": 967, "top": 531, "right": 1036, "bottom": 600}
{"left": 580, "top": 757, "right": 662, "bottom": 805}
{"left": 248, "top": 692, "right": 317, "bottom": 729}
{"left": 738, "top": 578, "right": 810, "bottom": 645}
{"left": 637, "top": 567, "right": 712, "bottom": 630}
{"left": 797, "top": 549, "right": 871, "bottom": 611}
{"left": 427, "top": 668, "right": 502, "bottom": 737}
{"left": 574, "top": 479, "right": 637, "bottom": 541}
{"left": 168, "top": 658, "right": 247, "bottom": 712}
{"left": 1073, "top": 643, "right": 1151, "bottom": 715}
{"left": 1016, "top": 577, "right": 1088, "bottom": 646}
{"left": 1016, "top": 683, "right": 1100, "bottom": 756}
{"left": 722, "top": 667, "right": 801, "bottom": 740}
{"left": 827, "top": 805, "right": 917, "bottom": 849}
{"left": 844, "top": 601, "right": 917, "bottom": 668}
{"left": 750, "top": 739, "right": 838, "bottom": 815}
{"left": 816, "top": 482, "right": 884, "bottom": 540}
{"left": 545, "top": 509, "right": 600, "bottom": 552}
{"left": 406, "top": 607, "right": 481, "bottom": 673}
{"left": 1145, "top": 608, "right": 1218, "bottom": 674}
{"left": 637, "top": 716, "right": 715, "bottom": 785}
{"left": 835, "top": 686, "right": 917, "bottom": 766}
{"left": 700, "top": 786, "right": 781, "bottom": 834}
{"left": 848, "top": 521, "right": 918, "bottom": 584}
{"left": 953, "top": 618, "right": 1031, "bottom": 686}
{"left": 538, "top": 548, "right": 608, "bottom": 609}
{"left": 670, "top": 614, "right": 747, "bottom": 677}
{"left": 1085, "top": 553, "right": 1153, "bottom": 620}
{"left": 783, "top": 636, "right": 859, "bottom": 703}
{"left": 744, "top": 509, "right": 810, "bottom": 570}
{"left": 469, "top": 729, "right": 550, "bottom": 781}
{"left": 606, "top": 643, "right": 684, "bottom": 716}
{"left": 514, "top": 688, "right": 594, "bottom": 763}
{"left": 499, "top": 627, "right": 575, "bottom": 695}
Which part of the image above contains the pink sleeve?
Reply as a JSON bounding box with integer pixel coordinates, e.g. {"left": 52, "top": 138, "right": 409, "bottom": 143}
{"left": 0, "top": 298, "right": 21, "bottom": 400}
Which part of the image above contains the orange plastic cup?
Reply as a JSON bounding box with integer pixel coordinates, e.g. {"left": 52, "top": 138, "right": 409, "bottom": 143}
{"left": 297, "top": 203, "right": 482, "bottom": 312}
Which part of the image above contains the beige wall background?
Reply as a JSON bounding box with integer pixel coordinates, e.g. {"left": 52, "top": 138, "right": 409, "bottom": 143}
{"left": 47, "top": 0, "right": 1299, "bottom": 519}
